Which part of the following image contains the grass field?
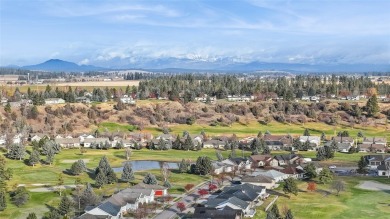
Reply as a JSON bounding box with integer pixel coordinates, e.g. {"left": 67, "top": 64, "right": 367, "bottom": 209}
{"left": 255, "top": 177, "right": 390, "bottom": 219}
{"left": 2, "top": 80, "right": 139, "bottom": 93}
{"left": 145, "top": 120, "right": 390, "bottom": 141}
{"left": 98, "top": 122, "right": 136, "bottom": 132}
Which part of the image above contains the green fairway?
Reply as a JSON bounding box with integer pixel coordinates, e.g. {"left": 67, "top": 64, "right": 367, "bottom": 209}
{"left": 256, "top": 177, "right": 390, "bottom": 219}
{"left": 98, "top": 122, "right": 136, "bottom": 132}
{"left": 145, "top": 121, "right": 390, "bottom": 141}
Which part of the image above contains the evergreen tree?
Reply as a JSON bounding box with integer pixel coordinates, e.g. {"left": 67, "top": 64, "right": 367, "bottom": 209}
{"left": 0, "top": 189, "right": 6, "bottom": 211}
{"left": 318, "top": 168, "right": 333, "bottom": 184}
{"left": 80, "top": 183, "right": 100, "bottom": 207}
{"left": 178, "top": 159, "right": 189, "bottom": 173}
{"left": 215, "top": 150, "right": 224, "bottom": 161}
{"left": 26, "top": 212, "right": 37, "bottom": 219}
{"left": 143, "top": 173, "right": 158, "bottom": 185}
{"left": 262, "top": 145, "right": 271, "bottom": 155}
{"left": 366, "top": 94, "right": 379, "bottom": 116}
{"left": 95, "top": 171, "right": 107, "bottom": 188}
{"left": 320, "top": 132, "right": 326, "bottom": 141}
{"left": 283, "top": 177, "right": 298, "bottom": 197}
{"left": 163, "top": 180, "right": 172, "bottom": 188}
{"left": 303, "top": 163, "right": 317, "bottom": 179}
{"left": 303, "top": 128, "right": 310, "bottom": 136}
{"left": 266, "top": 211, "right": 277, "bottom": 219}
{"left": 46, "top": 209, "right": 61, "bottom": 219}
{"left": 46, "top": 148, "right": 55, "bottom": 165}
{"left": 194, "top": 156, "right": 212, "bottom": 175}
{"left": 11, "top": 186, "right": 30, "bottom": 207}
{"left": 285, "top": 209, "right": 294, "bottom": 219}
{"left": 229, "top": 148, "right": 236, "bottom": 159}
{"left": 57, "top": 195, "right": 73, "bottom": 216}
{"left": 70, "top": 160, "right": 86, "bottom": 175}
{"left": 357, "top": 156, "right": 368, "bottom": 174}
{"left": 121, "top": 162, "right": 135, "bottom": 183}
{"left": 270, "top": 204, "right": 281, "bottom": 219}
{"left": 7, "top": 144, "right": 26, "bottom": 160}
{"left": 28, "top": 148, "right": 40, "bottom": 166}
{"left": 172, "top": 135, "right": 182, "bottom": 150}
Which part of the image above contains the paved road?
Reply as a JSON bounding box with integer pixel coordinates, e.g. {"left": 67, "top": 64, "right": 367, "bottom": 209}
{"left": 153, "top": 181, "right": 210, "bottom": 219}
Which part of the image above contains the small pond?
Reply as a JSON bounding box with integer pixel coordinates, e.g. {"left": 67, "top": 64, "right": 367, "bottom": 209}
{"left": 113, "top": 160, "right": 179, "bottom": 172}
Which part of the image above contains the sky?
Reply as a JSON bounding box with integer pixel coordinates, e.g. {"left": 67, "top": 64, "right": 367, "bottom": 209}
{"left": 0, "top": 0, "right": 389, "bottom": 67}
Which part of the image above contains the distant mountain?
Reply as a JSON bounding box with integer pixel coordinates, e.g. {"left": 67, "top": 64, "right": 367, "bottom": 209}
{"left": 22, "top": 59, "right": 107, "bottom": 72}
{"left": 113, "top": 57, "right": 390, "bottom": 73}
{"left": 12, "top": 58, "right": 390, "bottom": 73}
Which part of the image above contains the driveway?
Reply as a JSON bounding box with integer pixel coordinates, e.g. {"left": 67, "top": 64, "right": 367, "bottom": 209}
{"left": 357, "top": 181, "right": 390, "bottom": 191}
{"left": 153, "top": 181, "right": 211, "bottom": 219}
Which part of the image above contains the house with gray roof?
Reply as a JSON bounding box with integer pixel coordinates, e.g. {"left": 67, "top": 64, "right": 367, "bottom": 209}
{"left": 192, "top": 207, "right": 243, "bottom": 219}
{"left": 79, "top": 186, "right": 156, "bottom": 219}
{"left": 55, "top": 137, "right": 81, "bottom": 148}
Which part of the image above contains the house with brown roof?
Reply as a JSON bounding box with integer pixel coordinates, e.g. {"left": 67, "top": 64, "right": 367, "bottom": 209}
{"left": 358, "top": 144, "right": 388, "bottom": 153}
{"left": 332, "top": 136, "right": 355, "bottom": 146}
{"left": 363, "top": 137, "right": 387, "bottom": 146}
{"left": 249, "top": 155, "right": 278, "bottom": 167}
{"left": 263, "top": 134, "right": 292, "bottom": 150}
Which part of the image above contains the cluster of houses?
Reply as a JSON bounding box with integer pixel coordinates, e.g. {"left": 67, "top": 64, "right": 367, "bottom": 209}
{"left": 79, "top": 183, "right": 168, "bottom": 219}
{"left": 212, "top": 154, "right": 319, "bottom": 185}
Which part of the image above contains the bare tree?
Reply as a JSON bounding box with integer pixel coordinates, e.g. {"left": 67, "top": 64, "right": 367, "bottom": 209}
{"left": 125, "top": 147, "right": 132, "bottom": 160}
{"left": 159, "top": 162, "right": 171, "bottom": 183}
{"left": 331, "top": 180, "right": 345, "bottom": 196}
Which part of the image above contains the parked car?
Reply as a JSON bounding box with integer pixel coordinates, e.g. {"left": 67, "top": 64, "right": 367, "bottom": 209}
{"left": 329, "top": 165, "right": 337, "bottom": 169}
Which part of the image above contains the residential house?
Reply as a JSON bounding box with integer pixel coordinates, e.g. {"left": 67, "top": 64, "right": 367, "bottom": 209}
{"left": 337, "top": 143, "right": 352, "bottom": 153}
{"left": 83, "top": 138, "right": 110, "bottom": 148}
{"left": 299, "top": 136, "right": 321, "bottom": 147}
{"left": 333, "top": 137, "right": 355, "bottom": 146}
{"left": 377, "top": 163, "right": 390, "bottom": 177}
{"left": 212, "top": 161, "right": 228, "bottom": 175}
{"left": 55, "top": 138, "right": 81, "bottom": 148}
{"left": 241, "top": 175, "right": 276, "bottom": 189}
{"left": 120, "top": 95, "right": 135, "bottom": 104}
{"left": 75, "top": 97, "right": 91, "bottom": 103}
{"left": 203, "top": 140, "right": 226, "bottom": 149}
{"left": 227, "top": 158, "right": 252, "bottom": 170}
{"left": 359, "top": 144, "right": 387, "bottom": 153}
{"left": 249, "top": 155, "right": 278, "bottom": 167}
{"left": 253, "top": 169, "right": 289, "bottom": 182}
{"left": 362, "top": 137, "right": 387, "bottom": 146}
{"left": 29, "top": 133, "right": 49, "bottom": 142}
{"left": 192, "top": 207, "right": 243, "bottom": 219}
{"left": 79, "top": 187, "right": 156, "bottom": 219}
{"left": 274, "top": 154, "right": 304, "bottom": 166}
{"left": 1, "top": 97, "right": 8, "bottom": 105}
{"left": 155, "top": 134, "right": 176, "bottom": 142}
{"left": 44, "top": 98, "right": 65, "bottom": 105}
{"left": 263, "top": 134, "right": 292, "bottom": 150}
{"left": 194, "top": 95, "right": 217, "bottom": 104}
{"left": 280, "top": 166, "right": 305, "bottom": 179}
{"left": 79, "top": 134, "right": 95, "bottom": 143}
{"left": 131, "top": 183, "right": 168, "bottom": 197}
{"left": 364, "top": 155, "right": 390, "bottom": 169}
{"left": 226, "top": 95, "right": 254, "bottom": 102}
{"left": 205, "top": 184, "right": 266, "bottom": 218}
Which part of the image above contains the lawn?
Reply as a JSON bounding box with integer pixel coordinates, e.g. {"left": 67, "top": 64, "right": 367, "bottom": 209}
{"left": 98, "top": 122, "right": 136, "bottom": 132}
{"left": 145, "top": 121, "right": 390, "bottom": 141}
{"left": 256, "top": 177, "right": 390, "bottom": 219}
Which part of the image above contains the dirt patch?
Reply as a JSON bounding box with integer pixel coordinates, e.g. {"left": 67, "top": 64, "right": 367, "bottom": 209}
{"left": 357, "top": 181, "right": 390, "bottom": 191}
{"left": 61, "top": 159, "right": 90, "bottom": 164}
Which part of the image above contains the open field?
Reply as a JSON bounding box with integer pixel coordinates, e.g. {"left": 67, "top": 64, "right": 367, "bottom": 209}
{"left": 145, "top": 121, "right": 390, "bottom": 141}
{"left": 98, "top": 122, "right": 136, "bottom": 132}
{"left": 1, "top": 80, "right": 140, "bottom": 92}
{"left": 255, "top": 177, "right": 390, "bottom": 219}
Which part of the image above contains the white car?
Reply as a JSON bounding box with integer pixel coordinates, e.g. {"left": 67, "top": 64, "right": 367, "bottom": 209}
{"left": 329, "top": 165, "right": 337, "bottom": 169}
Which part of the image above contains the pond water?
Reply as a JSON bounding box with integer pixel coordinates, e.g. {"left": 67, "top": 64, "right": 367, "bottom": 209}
{"left": 113, "top": 160, "right": 179, "bottom": 172}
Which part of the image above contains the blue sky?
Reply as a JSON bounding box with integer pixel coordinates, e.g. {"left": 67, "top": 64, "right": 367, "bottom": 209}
{"left": 0, "top": 0, "right": 389, "bottom": 67}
